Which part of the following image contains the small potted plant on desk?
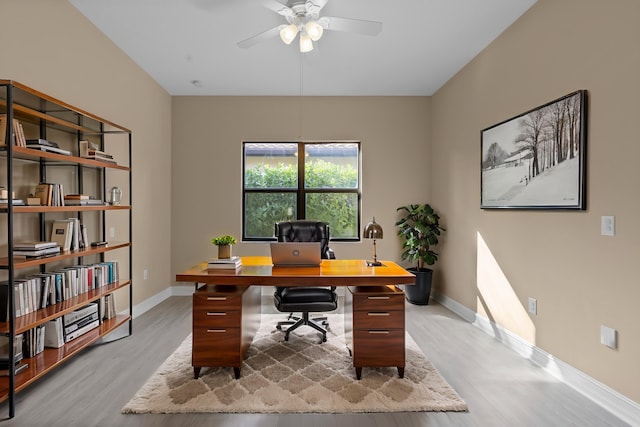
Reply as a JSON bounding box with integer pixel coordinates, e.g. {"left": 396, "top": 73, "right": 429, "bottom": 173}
{"left": 211, "top": 235, "right": 237, "bottom": 259}
{"left": 395, "top": 204, "right": 446, "bottom": 305}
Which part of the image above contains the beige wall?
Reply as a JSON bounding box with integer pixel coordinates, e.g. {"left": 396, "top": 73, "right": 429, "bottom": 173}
{"left": 431, "top": 0, "right": 640, "bottom": 402}
{"left": 0, "top": 0, "right": 173, "bottom": 306}
{"left": 171, "top": 96, "right": 431, "bottom": 275}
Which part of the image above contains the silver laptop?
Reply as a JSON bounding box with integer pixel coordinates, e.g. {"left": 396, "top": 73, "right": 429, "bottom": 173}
{"left": 270, "top": 242, "right": 322, "bottom": 267}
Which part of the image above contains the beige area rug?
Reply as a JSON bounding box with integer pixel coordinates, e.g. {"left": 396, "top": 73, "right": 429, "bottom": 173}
{"left": 122, "top": 314, "right": 467, "bottom": 414}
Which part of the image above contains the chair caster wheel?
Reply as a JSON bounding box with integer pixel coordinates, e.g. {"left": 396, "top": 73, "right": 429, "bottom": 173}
{"left": 322, "top": 335, "right": 327, "bottom": 343}
{"left": 276, "top": 325, "right": 282, "bottom": 331}
{"left": 284, "top": 335, "right": 289, "bottom": 342}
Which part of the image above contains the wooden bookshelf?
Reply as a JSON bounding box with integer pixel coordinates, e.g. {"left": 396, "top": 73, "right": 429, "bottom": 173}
{"left": 0, "top": 80, "right": 133, "bottom": 418}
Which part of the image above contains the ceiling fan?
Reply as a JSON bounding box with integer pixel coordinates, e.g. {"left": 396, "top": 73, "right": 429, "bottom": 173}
{"left": 238, "top": 0, "right": 382, "bottom": 52}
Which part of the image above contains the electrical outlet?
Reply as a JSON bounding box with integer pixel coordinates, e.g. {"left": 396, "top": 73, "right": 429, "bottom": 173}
{"left": 601, "top": 216, "right": 615, "bottom": 236}
{"left": 528, "top": 297, "right": 537, "bottom": 315}
{"left": 109, "top": 226, "right": 115, "bottom": 238}
{"left": 600, "top": 325, "right": 617, "bottom": 349}
{"left": 143, "top": 269, "right": 148, "bottom": 280}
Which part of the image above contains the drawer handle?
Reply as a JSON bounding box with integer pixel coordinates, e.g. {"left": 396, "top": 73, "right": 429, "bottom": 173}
{"left": 368, "top": 330, "right": 390, "bottom": 334}
{"left": 368, "top": 312, "right": 390, "bottom": 316}
{"left": 207, "top": 329, "right": 227, "bottom": 333}
{"left": 207, "top": 297, "right": 228, "bottom": 301}
{"left": 207, "top": 312, "right": 227, "bottom": 316}
{"left": 367, "top": 296, "right": 390, "bottom": 300}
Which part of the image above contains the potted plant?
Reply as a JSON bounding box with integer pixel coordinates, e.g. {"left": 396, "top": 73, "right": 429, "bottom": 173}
{"left": 395, "top": 204, "right": 446, "bottom": 305}
{"left": 211, "top": 235, "right": 237, "bottom": 259}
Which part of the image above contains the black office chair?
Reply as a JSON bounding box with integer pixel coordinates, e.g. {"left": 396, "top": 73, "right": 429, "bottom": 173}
{"left": 273, "top": 220, "right": 338, "bottom": 343}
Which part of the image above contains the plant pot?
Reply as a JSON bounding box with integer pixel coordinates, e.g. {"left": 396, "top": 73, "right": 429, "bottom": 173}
{"left": 217, "top": 245, "right": 232, "bottom": 259}
{"left": 405, "top": 267, "right": 433, "bottom": 305}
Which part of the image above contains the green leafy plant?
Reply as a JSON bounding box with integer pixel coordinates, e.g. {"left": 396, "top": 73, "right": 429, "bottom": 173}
{"left": 395, "top": 204, "right": 446, "bottom": 270}
{"left": 211, "top": 235, "right": 237, "bottom": 246}
{"left": 244, "top": 161, "right": 358, "bottom": 238}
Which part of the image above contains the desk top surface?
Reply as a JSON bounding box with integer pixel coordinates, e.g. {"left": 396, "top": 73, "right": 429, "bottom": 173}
{"left": 176, "top": 256, "right": 415, "bottom": 286}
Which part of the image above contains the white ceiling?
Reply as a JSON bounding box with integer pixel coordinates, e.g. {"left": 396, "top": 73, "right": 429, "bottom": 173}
{"left": 69, "top": 0, "right": 537, "bottom": 96}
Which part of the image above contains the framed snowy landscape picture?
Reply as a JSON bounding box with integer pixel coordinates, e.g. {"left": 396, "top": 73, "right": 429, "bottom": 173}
{"left": 481, "top": 90, "right": 587, "bottom": 210}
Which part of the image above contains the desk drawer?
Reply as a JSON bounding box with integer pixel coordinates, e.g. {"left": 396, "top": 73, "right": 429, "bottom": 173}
{"left": 193, "top": 293, "right": 243, "bottom": 310}
{"left": 192, "top": 327, "right": 241, "bottom": 365}
{"left": 352, "top": 329, "right": 405, "bottom": 367}
{"left": 353, "top": 309, "right": 404, "bottom": 330}
{"left": 193, "top": 308, "right": 241, "bottom": 328}
{"left": 352, "top": 293, "right": 404, "bottom": 312}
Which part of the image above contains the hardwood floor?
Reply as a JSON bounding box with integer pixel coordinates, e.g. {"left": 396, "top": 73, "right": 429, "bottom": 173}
{"left": 0, "top": 296, "right": 630, "bottom": 427}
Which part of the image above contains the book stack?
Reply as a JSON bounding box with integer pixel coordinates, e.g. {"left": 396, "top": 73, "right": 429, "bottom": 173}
{"left": 62, "top": 303, "right": 100, "bottom": 343}
{"left": 25, "top": 139, "right": 71, "bottom": 155}
{"left": 0, "top": 115, "right": 26, "bottom": 147}
{"left": 50, "top": 218, "right": 89, "bottom": 251}
{"left": 12, "top": 241, "right": 61, "bottom": 258}
{"left": 79, "top": 140, "right": 116, "bottom": 164}
{"left": 33, "top": 182, "right": 65, "bottom": 206}
{"left": 0, "top": 334, "right": 28, "bottom": 376}
{"left": 207, "top": 256, "right": 242, "bottom": 272}
{"left": 63, "top": 194, "right": 104, "bottom": 206}
{"left": 23, "top": 325, "right": 45, "bottom": 358}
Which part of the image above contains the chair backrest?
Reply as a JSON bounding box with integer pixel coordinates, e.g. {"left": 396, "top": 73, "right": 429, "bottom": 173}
{"left": 275, "top": 221, "right": 330, "bottom": 259}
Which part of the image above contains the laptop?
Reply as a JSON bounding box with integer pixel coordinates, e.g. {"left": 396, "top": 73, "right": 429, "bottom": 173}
{"left": 270, "top": 242, "right": 322, "bottom": 267}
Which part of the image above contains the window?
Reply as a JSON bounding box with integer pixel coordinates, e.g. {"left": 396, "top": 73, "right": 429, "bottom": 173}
{"left": 243, "top": 141, "right": 361, "bottom": 241}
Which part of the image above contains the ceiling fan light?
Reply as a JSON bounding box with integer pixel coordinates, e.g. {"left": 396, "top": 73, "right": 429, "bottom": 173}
{"left": 280, "top": 24, "right": 298, "bottom": 45}
{"left": 299, "top": 33, "right": 314, "bottom": 53}
{"left": 305, "top": 21, "right": 323, "bottom": 41}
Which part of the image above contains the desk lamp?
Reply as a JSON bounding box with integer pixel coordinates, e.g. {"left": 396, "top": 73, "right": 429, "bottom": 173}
{"left": 364, "top": 217, "right": 383, "bottom": 266}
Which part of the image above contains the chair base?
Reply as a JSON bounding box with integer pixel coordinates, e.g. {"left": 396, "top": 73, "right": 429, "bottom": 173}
{"left": 276, "top": 312, "right": 329, "bottom": 343}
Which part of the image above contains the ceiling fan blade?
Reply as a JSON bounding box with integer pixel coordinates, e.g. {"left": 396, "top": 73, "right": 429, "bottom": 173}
{"left": 262, "top": 0, "right": 294, "bottom": 17}
{"left": 319, "top": 16, "right": 382, "bottom": 36}
{"left": 237, "top": 25, "right": 283, "bottom": 49}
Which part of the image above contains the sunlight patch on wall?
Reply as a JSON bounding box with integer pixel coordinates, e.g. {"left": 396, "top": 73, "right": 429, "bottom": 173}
{"left": 476, "top": 232, "right": 536, "bottom": 344}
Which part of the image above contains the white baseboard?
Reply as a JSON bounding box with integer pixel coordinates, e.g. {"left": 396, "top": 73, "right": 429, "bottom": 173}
{"left": 431, "top": 291, "right": 640, "bottom": 426}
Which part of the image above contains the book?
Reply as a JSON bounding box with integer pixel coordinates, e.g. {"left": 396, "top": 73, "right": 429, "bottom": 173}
{"left": 0, "top": 114, "right": 7, "bottom": 146}
{"left": 44, "top": 318, "right": 64, "bottom": 348}
{"left": 0, "top": 362, "right": 28, "bottom": 377}
{"left": 64, "top": 194, "right": 90, "bottom": 200}
{"left": 13, "top": 120, "right": 26, "bottom": 147}
{"left": 206, "top": 257, "right": 242, "bottom": 272}
{"left": 12, "top": 246, "right": 61, "bottom": 257}
{"left": 50, "top": 219, "right": 73, "bottom": 250}
{"left": 26, "top": 138, "right": 59, "bottom": 148}
{"left": 13, "top": 241, "right": 58, "bottom": 250}
{"left": 208, "top": 256, "right": 241, "bottom": 264}
{"left": 63, "top": 303, "right": 98, "bottom": 326}
{"left": 26, "top": 145, "right": 71, "bottom": 156}
{"left": 63, "top": 199, "right": 105, "bottom": 206}
{"left": 0, "top": 199, "right": 25, "bottom": 205}
{"left": 68, "top": 217, "right": 80, "bottom": 250}
{"left": 33, "top": 183, "right": 52, "bottom": 206}
{"left": 65, "top": 319, "right": 99, "bottom": 342}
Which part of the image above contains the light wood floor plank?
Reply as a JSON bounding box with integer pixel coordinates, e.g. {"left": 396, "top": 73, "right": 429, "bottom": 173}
{"left": 0, "top": 296, "right": 630, "bottom": 426}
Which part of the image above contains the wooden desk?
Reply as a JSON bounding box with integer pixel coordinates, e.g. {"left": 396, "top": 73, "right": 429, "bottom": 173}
{"left": 176, "top": 256, "right": 415, "bottom": 379}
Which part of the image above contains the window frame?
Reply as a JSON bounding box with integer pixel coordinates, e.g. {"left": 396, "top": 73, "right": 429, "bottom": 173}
{"left": 242, "top": 141, "right": 362, "bottom": 242}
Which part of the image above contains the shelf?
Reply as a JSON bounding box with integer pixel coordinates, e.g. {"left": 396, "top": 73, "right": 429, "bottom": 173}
{"left": 0, "top": 146, "right": 130, "bottom": 171}
{"left": 0, "top": 205, "right": 131, "bottom": 213}
{"left": 0, "top": 314, "right": 131, "bottom": 402}
{"left": 0, "top": 280, "right": 131, "bottom": 334}
{"left": 0, "top": 79, "right": 130, "bottom": 135}
{"left": 0, "top": 242, "right": 131, "bottom": 269}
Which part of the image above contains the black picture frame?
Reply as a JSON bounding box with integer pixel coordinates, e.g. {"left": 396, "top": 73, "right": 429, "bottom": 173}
{"left": 481, "top": 90, "right": 588, "bottom": 210}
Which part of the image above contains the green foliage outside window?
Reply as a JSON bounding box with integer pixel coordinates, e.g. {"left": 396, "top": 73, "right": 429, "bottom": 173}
{"left": 244, "top": 161, "right": 358, "bottom": 239}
